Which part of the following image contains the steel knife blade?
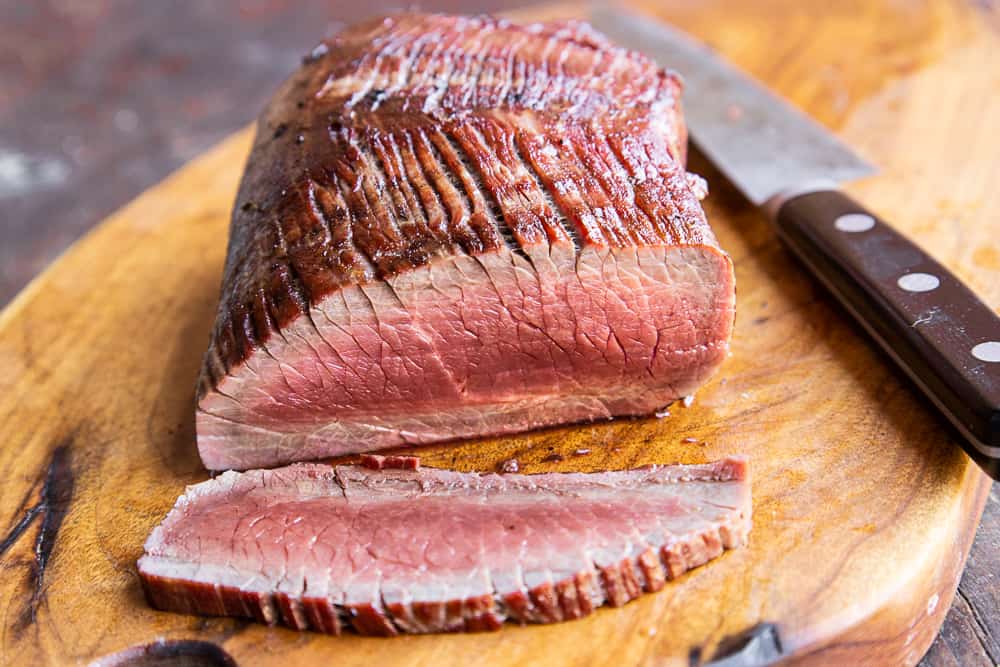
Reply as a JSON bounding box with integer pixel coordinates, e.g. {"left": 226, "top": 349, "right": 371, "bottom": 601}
{"left": 589, "top": 4, "right": 1000, "bottom": 478}
{"left": 589, "top": 5, "right": 876, "bottom": 204}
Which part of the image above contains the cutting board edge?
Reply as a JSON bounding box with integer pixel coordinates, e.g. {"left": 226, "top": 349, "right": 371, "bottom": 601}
{"left": 780, "top": 462, "right": 989, "bottom": 666}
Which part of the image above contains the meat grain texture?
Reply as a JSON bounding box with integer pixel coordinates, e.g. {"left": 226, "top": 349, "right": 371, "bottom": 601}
{"left": 197, "top": 13, "right": 737, "bottom": 471}
{"left": 139, "top": 459, "right": 751, "bottom": 635}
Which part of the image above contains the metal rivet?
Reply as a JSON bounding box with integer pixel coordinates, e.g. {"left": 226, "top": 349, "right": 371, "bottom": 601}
{"left": 897, "top": 272, "right": 940, "bottom": 292}
{"left": 834, "top": 213, "right": 875, "bottom": 232}
{"left": 971, "top": 341, "right": 1000, "bottom": 363}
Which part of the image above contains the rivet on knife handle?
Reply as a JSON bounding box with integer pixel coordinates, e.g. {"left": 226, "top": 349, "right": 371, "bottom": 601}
{"left": 773, "top": 188, "right": 1000, "bottom": 479}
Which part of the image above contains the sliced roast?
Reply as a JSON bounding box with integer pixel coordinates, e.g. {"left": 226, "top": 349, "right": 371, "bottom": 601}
{"left": 197, "top": 13, "right": 736, "bottom": 471}
{"left": 138, "top": 458, "right": 751, "bottom": 635}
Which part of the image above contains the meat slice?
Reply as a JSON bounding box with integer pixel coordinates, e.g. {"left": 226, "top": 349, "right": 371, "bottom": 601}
{"left": 197, "top": 13, "right": 736, "bottom": 471}
{"left": 138, "top": 458, "right": 751, "bottom": 635}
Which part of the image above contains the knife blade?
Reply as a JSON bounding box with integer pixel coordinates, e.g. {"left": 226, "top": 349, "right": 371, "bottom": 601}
{"left": 590, "top": 5, "right": 1000, "bottom": 479}
{"left": 589, "top": 5, "right": 875, "bottom": 205}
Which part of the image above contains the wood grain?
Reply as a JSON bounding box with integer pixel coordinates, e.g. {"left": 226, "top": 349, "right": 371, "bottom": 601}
{"left": 1, "top": 1, "right": 998, "bottom": 665}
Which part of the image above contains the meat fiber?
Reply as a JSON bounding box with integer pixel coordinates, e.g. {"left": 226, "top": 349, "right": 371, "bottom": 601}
{"left": 197, "top": 13, "right": 737, "bottom": 471}
{"left": 139, "top": 458, "right": 750, "bottom": 634}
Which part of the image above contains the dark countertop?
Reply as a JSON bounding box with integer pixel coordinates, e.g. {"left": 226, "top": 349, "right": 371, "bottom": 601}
{"left": 1, "top": 2, "right": 996, "bottom": 665}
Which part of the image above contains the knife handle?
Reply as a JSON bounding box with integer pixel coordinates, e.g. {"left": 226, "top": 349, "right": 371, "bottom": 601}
{"left": 773, "top": 188, "right": 1000, "bottom": 479}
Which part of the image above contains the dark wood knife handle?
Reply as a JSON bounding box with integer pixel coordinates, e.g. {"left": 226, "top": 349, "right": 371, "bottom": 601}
{"left": 774, "top": 188, "right": 1000, "bottom": 479}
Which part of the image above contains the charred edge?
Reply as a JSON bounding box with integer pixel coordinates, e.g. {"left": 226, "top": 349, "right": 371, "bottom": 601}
{"left": 422, "top": 129, "right": 494, "bottom": 254}
{"left": 268, "top": 215, "right": 321, "bottom": 338}
{"left": 509, "top": 129, "right": 583, "bottom": 250}
{"left": 605, "top": 133, "right": 671, "bottom": 239}
{"left": 308, "top": 177, "right": 378, "bottom": 277}
{"left": 237, "top": 304, "right": 261, "bottom": 354}
{"left": 138, "top": 505, "right": 746, "bottom": 635}
{"left": 329, "top": 126, "right": 396, "bottom": 275}
{"left": 357, "top": 137, "right": 409, "bottom": 244}
{"left": 385, "top": 133, "right": 432, "bottom": 232}
{"left": 363, "top": 136, "right": 441, "bottom": 279}
{"left": 589, "top": 128, "right": 660, "bottom": 241}
{"left": 141, "top": 535, "right": 745, "bottom": 638}
{"left": 441, "top": 129, "right": 529, "bottom": 262}
{"left": 396, "top": 130, "right": 446, "bottom": 241}
{"left": 405, "top": 129, "right": 471, "bottom": 252}
{"left": 378, "top": 586, "right": 406, "bottom": 636}
{"left": 306, "top": 178, "right": 339, "bottom": 246}
{"left": 11, "top": 443, "right": 74, "bottom": 634}
{"left": 255, "top": 287, "right": 286, "bottom": 350}
{"left": 218, "top": 318, "right": 240, "bottom": 377}
{"left": 198, "top": 348, "right": 220, "bottom": 397}
{"left": 94, "top": 639, "right": 239, "bottom": 667}
{"left": 333, "top": 176, "right": 380, "bottom": 273}
{"left": 269, "top": 216, "right": 310, "bottom": 310}
{"left": 565, "top": 127, "right": 634, "bottom": 246}
{"left": 201, "top": 347, "right": 232, "bottom": 400}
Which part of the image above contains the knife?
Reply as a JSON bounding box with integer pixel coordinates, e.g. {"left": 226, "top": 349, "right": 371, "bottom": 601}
{"left": 589, "top": 5, "right": 1000, "bottom": 479}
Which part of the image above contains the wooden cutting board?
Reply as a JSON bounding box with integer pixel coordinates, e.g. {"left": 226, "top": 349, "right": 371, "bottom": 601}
{"left": 1, "top": 0, "right": 997, "bottom": 665}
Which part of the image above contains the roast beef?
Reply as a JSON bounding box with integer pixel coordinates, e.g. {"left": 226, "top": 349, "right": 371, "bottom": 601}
{"left": 139, "top": 458, "right": 751, "bottom": 634}
{"left": 197, "top": 13, "right": 736, "bottom": 471}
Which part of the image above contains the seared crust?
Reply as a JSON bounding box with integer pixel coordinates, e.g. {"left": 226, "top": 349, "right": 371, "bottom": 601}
{"left": 139, "top": 522, "right": 740, "bottom": 635}
{"left": 201, "top": 13, "right": 718, "bottom": 397}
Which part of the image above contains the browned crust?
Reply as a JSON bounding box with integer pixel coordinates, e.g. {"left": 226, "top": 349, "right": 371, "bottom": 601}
{"left": 199, "top": 13, "right": 722, "bottom": 398}
{"left": 139, "top": 518, "right": 748, "bottom": 636}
